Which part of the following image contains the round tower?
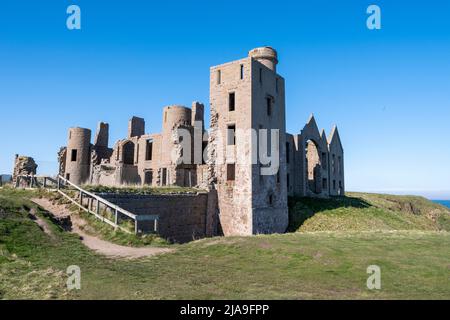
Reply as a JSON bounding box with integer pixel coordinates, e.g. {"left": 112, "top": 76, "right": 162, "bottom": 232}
{"left": 65, "top": 127, "right": 91, "bottom": 185}
{"left": 162, "top": 105, "right": 192, "bottom": 133}
{"left": 248, "top": 46, "right": 278, "bottom": 72}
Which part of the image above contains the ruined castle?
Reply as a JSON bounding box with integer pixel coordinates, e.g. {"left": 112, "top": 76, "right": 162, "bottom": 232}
{"left": 58, "top": 47, "right": 345, "bottom": 237}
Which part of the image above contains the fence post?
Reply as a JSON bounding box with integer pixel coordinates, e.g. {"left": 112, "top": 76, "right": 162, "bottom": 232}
{"left": 96, "top": 199, "right": 100, "bottom": 216}
{"left": 114, "top": 209, "right": 118, "bottom": 228}
{"left": 134, "top": 219, "right": 138, "bottom": 234}
{"left": 154, "top": 218, "right": 158, "bottom": 233}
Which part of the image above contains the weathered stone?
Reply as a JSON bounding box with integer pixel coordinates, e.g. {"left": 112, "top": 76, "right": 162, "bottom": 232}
{"left": 56, "top": 47, "right": 345, "bottom": 239}
{"left": 57, "top": 147, "right": 67, "bottom": 176}
{"left": 12, "top": 155, "right": 38, "bottom": 185}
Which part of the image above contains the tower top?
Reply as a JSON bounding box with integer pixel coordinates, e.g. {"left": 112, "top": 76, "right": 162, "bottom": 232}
{"left": 248, "top": 46, "right": 278, "bottom": 72}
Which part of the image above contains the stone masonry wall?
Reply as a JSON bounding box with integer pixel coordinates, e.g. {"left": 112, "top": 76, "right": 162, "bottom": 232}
{"left": 100, "top": 193, "right": 209, "bottom": 243}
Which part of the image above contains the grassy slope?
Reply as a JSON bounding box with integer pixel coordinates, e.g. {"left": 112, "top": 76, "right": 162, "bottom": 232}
{"left": 1, "top": 188, "right": 449, "bottom": 300}
{"left": 83, "top": 185, "right": 204, "bottom": 195}
{"left": 38, "top": 189, "right": 169, "bottom": 247}
{"left": 289, "top": 192, "right": 450, "bottom": 232}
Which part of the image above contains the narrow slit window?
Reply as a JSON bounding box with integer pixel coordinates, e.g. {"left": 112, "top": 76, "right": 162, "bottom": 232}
{"left": 227, "top": 124, "right": 236, "bottom": 145}
{"left": 71, "top": 149, "right": 78, "bottom": 162}
{"left": 229, "top": 92, "right": 235, "bottom": 111}
{"left": 259, "top": 68, "right": 262, "bottom": 84}
{"left": 322, "top": 152, "right": 327, "bottom": 169}
{"left": 266, "top": 97, "right": 272, "bottom": 116}
{"left": 286, "top": 142, "right": 290, "bottom": 163}
{"left": 217, "top": 70, "right": 221, "bottom": 85}
{"left": 268, "top": 194, "right": 274, "bottom": 206}
{"left": 240, "top": 64, "right": 244, "bottom": 79}
{"left": 227, "top": 164, "right": 235, "bottom": 181}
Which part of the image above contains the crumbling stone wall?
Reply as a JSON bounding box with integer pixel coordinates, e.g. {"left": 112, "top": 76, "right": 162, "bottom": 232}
{"left": 58, "top": 147, "right": 67, "bottom": 177}
{"left": 56, "top": 46, "right": 345, "bottom": 240}
{"left": 12, "top": 155, "right": 38, "bottom": 185}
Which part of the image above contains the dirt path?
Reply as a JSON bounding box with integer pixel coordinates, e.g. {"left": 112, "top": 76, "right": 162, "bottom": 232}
{"left": 32, "top": 198, "right": 173, "bottom": 259}
{"left": 29, "top": 208, "right": 55, "bottom": 239}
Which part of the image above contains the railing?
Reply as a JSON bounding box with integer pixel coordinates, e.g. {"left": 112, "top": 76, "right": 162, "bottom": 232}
{"left": 14, "top": 174, "right": 159, "bottom": 235}
{"left": 56, "top": 176, "right": 159, "bottom": 235}
{"left": 15, "top": 175, "right": 58, "bottom": 189}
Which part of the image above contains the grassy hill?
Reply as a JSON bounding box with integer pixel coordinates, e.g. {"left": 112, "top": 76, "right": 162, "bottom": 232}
{"left": 1, "top": 187, "right": 449, "bottom": 300}
{"left": 289, "top": 192, "right": 450, "bottom": 233}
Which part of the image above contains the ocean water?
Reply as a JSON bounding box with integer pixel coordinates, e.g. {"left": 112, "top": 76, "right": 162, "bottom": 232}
{"left": 433, "top": 200, "right": 450, "bottom": 209}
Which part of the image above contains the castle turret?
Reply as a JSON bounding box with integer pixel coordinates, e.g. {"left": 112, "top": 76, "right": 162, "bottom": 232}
{"left": 162, "top": 105, "right": 192, "bottom": 134}
{"left": 65, "top": 127, "right": 91, "bottom": 185}
{"left": 248, "top": 46, "right": 278, "bottom": 72}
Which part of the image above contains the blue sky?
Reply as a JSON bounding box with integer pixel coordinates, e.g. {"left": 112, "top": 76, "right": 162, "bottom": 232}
{"left": 0, "top": 0, "right": 449, "bottom": 199}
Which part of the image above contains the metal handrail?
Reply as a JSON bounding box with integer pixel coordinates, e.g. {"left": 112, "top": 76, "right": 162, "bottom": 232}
{"left": 13, "top": 174, "right": 159, "bottom": 234}
{"left": 56, "top": 175, "right": 159, "bottom": 234}
{"left": 57, "top": 175, "right": 138, "bottom": 220}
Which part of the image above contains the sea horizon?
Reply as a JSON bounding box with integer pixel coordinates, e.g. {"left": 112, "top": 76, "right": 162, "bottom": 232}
{"left": 433, "top": 200, "right": 450, "bottom": 209}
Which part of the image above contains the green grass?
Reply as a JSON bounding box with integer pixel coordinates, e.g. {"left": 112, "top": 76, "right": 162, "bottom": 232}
{"left": 38, "top": 190, "right": 169, "bottom": 247}
{"left": 289, "top": 192, "right": 450, "bottom": 232}
{"left": 82, "top": 185, "right": 204, "bottom": 195}
{"left": 1, "top": 188, "right": 450, "bottom": 300}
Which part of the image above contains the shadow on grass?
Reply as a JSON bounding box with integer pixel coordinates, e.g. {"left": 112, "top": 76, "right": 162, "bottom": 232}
{"left": 287, "top": 195, "right": 372, "bottom": 232}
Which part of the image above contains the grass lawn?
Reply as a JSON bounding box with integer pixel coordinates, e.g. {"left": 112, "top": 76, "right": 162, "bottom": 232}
{"left": 1, "top": 187, "right": 449, "bottom": 300}
{"left": 83, "top": 185, "right": 204, "bottom": 195}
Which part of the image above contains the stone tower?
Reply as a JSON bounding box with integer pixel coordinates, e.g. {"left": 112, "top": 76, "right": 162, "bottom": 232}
{"left": 160, "top": 105, "right": 192, "bottom": 185}
{"left": 65, "top": 127, "right": 91, "bottom": 185}
{"left": 128, "top": 116, "right": 145, "bottom": 138}
{"left": 209, "top": 46, "right": 289, "bottom": 236}
{"left": 94, "top": 122, "right": 109, "bottom": 147}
